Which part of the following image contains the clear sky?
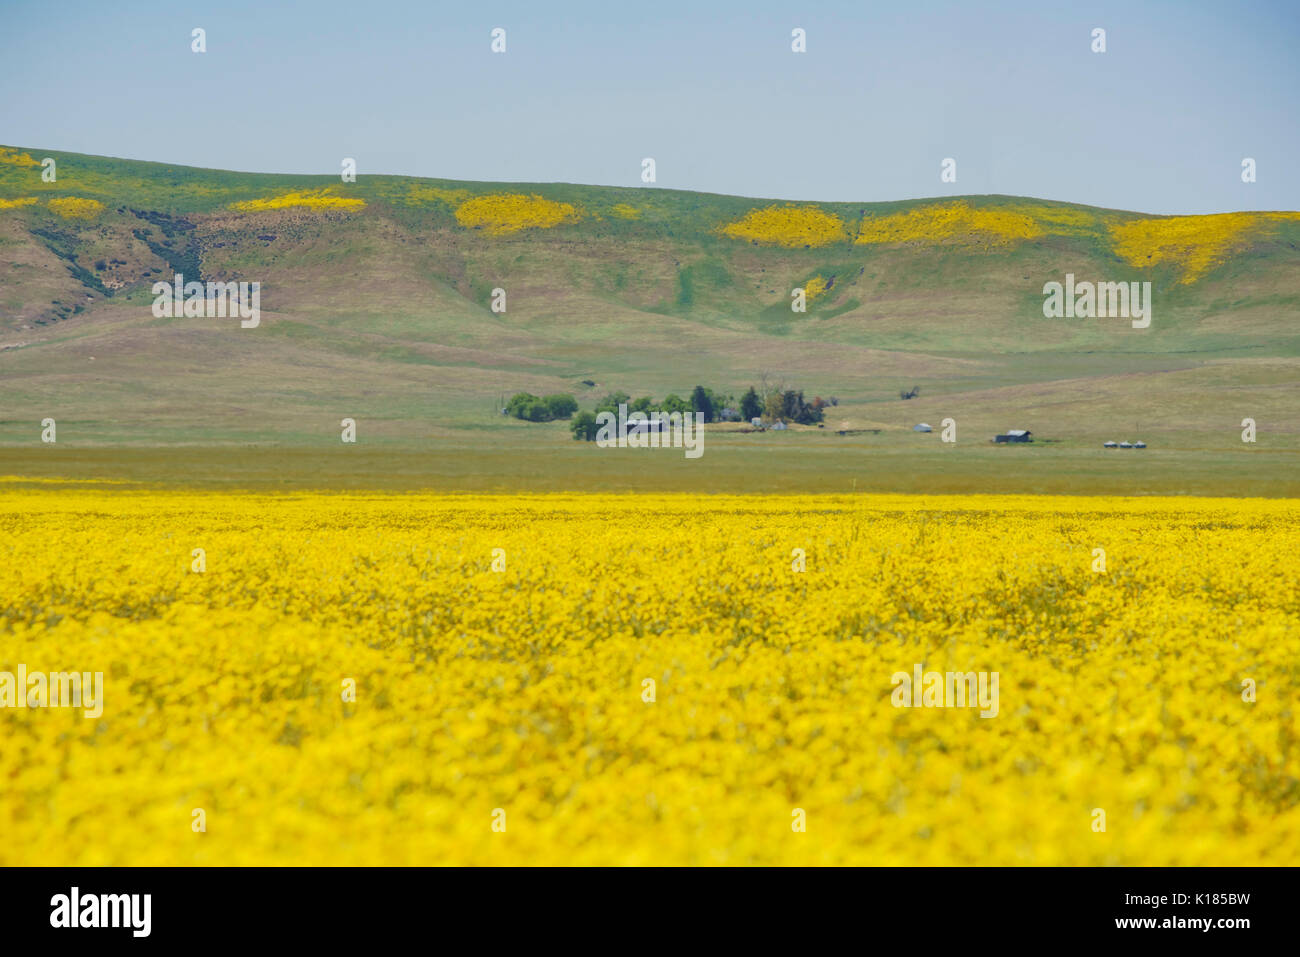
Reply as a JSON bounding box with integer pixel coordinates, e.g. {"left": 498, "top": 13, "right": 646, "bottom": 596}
{"left": 2, "top": 0, "right": 1296, "bottom": 214}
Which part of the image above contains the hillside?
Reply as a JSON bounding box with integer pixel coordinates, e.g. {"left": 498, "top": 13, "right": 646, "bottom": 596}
{"left": 1, "top": 143, "right": 1298, "bottom": 492}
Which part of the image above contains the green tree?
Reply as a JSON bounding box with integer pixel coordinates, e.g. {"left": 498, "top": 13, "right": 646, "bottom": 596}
{"left": 690, "top": 385, "right": 714, "bottom": 424}
{"left": 543, "top": 394, "right": 578, "bottom": 419}
{"left": 739, "top": 387, "right": 762, "bottom": 421}
{"left": 570, "top": 411, "right": 599, "bottom": 441}
{"left": 763, "top": 389, "right": 784, "bottom": 422}
{"left": 660, "top": 393, "right": 690, "bottom": 415}
{"left": 781, "top": 389, "right": 801, "bottom": 422}
{"left": 595, "top": 391, "right": 630, "bottom": 415}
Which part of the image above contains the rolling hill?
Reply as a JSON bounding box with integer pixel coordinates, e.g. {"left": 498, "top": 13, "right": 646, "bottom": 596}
{"left": 1, "top": 144, "right": 1298, "bottom": 493}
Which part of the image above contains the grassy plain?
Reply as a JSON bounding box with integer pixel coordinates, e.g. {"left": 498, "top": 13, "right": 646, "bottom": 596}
{"left": 2, "top": 438, "right": 1298, "bottom": 496}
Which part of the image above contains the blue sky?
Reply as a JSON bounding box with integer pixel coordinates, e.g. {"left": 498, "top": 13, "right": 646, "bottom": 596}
{"left": 2, "top": 0, "right": 1296, "bottom": 213}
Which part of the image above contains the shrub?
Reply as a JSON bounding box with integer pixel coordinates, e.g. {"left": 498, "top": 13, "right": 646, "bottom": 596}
{"left": 570, "top": 411, "right": 598, "bottom": 441}
{"left": 660, "top": 394, "right": 690, "bottom": 415}
{"left": 595, "top": 392, "right": 630, "bottom": 415}
{"left": 505, "top": 392, "right": 550, "bottom": 422}
{"left": 543, "top": 394, "right": 578, "bottom": 419}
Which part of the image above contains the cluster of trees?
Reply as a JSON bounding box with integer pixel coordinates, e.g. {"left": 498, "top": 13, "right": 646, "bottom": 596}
{"left": 569, "top": 385, "right": 735, "bottom": 441}
{"left": 507, "top": 380, "right": 834, "bottom": 439}
{"left": 591, "top": 386, "right": 734, "bottom": 422}
{"left": 739, "top": 386, "right": 829, "bottom": 425}
{"left": 505, "top": 392, "right": 578, "bottom": 422}
{"left": 566, "top": 382, "right": 833, "bottom": 440}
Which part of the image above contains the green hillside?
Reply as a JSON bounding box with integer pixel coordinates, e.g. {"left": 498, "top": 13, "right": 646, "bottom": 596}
{"left": 1, "top": 144, "right": 1298, "bottom": 493}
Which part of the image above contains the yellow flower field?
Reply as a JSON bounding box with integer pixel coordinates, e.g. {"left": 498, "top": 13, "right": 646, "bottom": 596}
{"left": 802, "top": 275, "right": 830, "bottom": 301}
{"left": 721, "top": 203, "right": 846, "bottom": 247}
{"left": 229, "top": 188, "right": 365, "bottom": 213}
{"left": 855, "top": 200, "right": 1042, "bottom": 247}
{"left": 1, "top": 491, "right": 1297, "bottom": 865}
{"left": 0, "top": 147, "right": 41, "bottom": 168}
{"left": 454, "top": 193, "right": 580, "bottom": 234}
{"left": 47, "top": 196, "right": 105, "bottom": 220}
{"left": 1109, "top": 211, "right": 1300, "bottom": 284}
{"left": 406, "top": 184, "right": 472, "bottom": 206}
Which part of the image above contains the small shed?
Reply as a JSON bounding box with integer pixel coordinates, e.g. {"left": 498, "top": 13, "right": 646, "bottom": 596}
{"left": 1103, "top": 440, "right": 1118, "bottom": 448}
{"left": 771, "top": 421, "right": 788, "bottom": 431}
{"left": 913, "top": 423, "right": 933, "bottom": 432}
{"left": 1119, "top": 441, "right": 1133, "bottom": 449}
{"left": 1134, "top": 441, "right": 1146, "bottom": 449}
{"left": 994, "top": 429, "right": 1032, "bottom": 443}
{"left": 750, "top": 417, "right": 763, "bottom": 428}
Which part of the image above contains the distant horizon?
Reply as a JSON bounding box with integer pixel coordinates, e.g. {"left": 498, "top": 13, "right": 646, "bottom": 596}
{"left": 9, "top": 141, "right": 1299, "bottom": 219}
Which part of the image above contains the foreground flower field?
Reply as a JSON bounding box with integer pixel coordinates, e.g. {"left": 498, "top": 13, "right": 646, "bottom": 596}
{"left": 1, "top": 490, "right": 1296, "bottom": 865}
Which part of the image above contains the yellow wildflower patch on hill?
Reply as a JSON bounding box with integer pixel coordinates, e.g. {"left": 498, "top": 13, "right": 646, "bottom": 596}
{"left": 407, "top": 185, "right": 471, "bottom": 206}
{"left": 0, "top": 196, "right": 39, "bottom": 210}
{"left": 721, "top": 204, "right": 846, "bottom": 248}
{"left": 609, "top": 203, "right": 641, "bottom": 220}
{"left": 803, "top": 275, "right": 830, "bottom": 301}
{"left": 0, "top": 147, "right": 41, "bottom": 167}
{"left": 454, "top": 193, "right": 581, "bottom": 234}
{"left": 2, "top": 491, "right": 1298, "bottom": 865}
{"left": 1109, "top": 211, "right": 1300, "bottom": 284}
{"left": 856, "top": 201, "right": 1043, "bottom": 246}
{"left": 1005, "top": 203, "right": 1101, "bottom": 235}
{"left": 229, "top": 188, "right": 365, "bottom": 213}
{"left": 48, "top": 197, "right": 105, "bottom": 219}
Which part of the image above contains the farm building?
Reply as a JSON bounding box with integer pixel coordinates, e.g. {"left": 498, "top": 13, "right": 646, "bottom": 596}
{"left": 771, "top": 421, "right": 788, "bottom": 431}
{"left": 994, "top": 430, "right": 1032, "bottom": 443}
